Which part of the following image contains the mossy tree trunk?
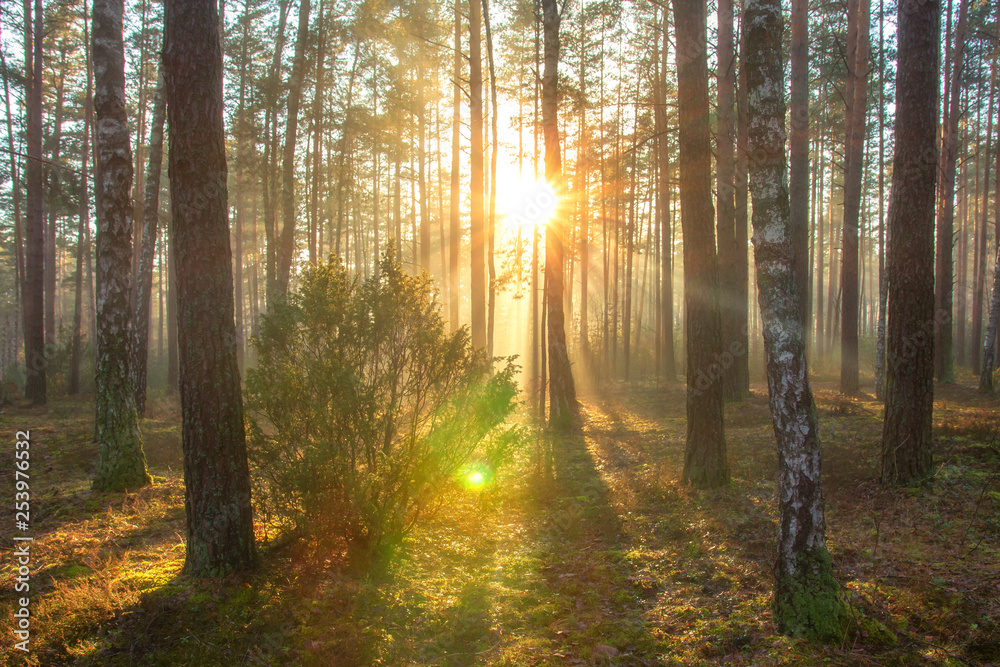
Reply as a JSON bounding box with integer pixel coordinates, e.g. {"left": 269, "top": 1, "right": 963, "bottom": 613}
{"left": 671, "top": 0, "right": 728, "bottom": 488}
{"left": 743, "top": 0, "right": 844, "bottom": 641}
{"left": 92, "top": 0, "right": 150, "bottom": 492}
{"left": 881, "top": 0, "right": 939, "bottom": 481}
{"left": 164, "top": 0, "right": 257, "bottom": 575}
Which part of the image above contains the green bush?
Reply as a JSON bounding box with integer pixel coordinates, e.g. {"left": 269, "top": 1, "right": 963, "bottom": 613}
{"left": 245, "top": 252, "right": 521, "bottom": 559}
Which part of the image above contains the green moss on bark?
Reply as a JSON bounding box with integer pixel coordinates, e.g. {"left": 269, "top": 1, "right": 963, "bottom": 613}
{"left": 93, "top": 402, "right": 150, "bottom": 492}
{"left": 773, "top": 547, "right": 846, "bottom": 643}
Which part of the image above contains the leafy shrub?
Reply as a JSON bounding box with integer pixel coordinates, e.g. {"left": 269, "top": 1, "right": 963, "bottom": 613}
{"left": 245, "top": 252, "right": 521, "bottom": 559}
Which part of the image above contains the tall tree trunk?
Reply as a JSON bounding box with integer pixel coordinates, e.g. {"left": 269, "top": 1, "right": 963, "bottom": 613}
{"left": 0, "top": 24, "right": 25, "bottom": 353}
{"left": 261, "top": 0, "right": 289, "bottom": 307}
{"left": 875, "top": 0, "right": 888, "bottom": 398}
{"left": 92, "top": 0, "right": 150, "bottom": 491}
{"left": 577, "top": 13, "right": 589, "bottom": 363}
{"left": 70, "top": 14, "right": 94, "bottom": 395}
{"left": 132, "top": 69, "right": 165, "bottom": 416}
{"left": 934, "top": 0, "right": 969, "bottom": 383}
{"left": 717, "top": 0, "right": 741, "bottom": 399}
{"left": 789, "top": 0, "right": 809, "bottom": 330}
{"left": 164, "top": 0, "right": 257, "bottom": 575}
{"left": 484, "top": 0, "right": 498, "bottom": 358}
{"left": 623, "top": 106, "right": 637, "bottom": 380}
{"left": 672, "top": 0, "right": 728, "bottom": 487}
{"left": 45, "top": 47, "right": 68, "bottom": 346}
{"left": 881, "top": 0, "right": 939, "bottom": 482}
{"left": 542, "top": 0, "right": 578, "bottom": 429}
{"left": 733, "top": 0, "right": 750, "bottom": 396}
{"left": 275, "top": 0, "right": 311, "bottom": 296}
{"left": 744, "top": 0, "right": 844, "bottom": 640}
{"left": 24, "top": 0, "right": 45, "bottom": 404}
{"left": 956, "top": 107, "right": 972, "bottom": 368}
{"left": 973, "top": 13, "right": 997, "bottom": 377}
{"left": 417, "top": 2, "right": 430, "bottom": 273}
{"left": 841, "top": 0, "right": 871, "bottom": 394}
{"left": 533, "top": 0, "right": 542, "bottom": 405}
{"left": 450, "top": 0, "right": 461, "bottom": 330}
{"left": 469, "top": 0, "right": 487, "bottom": 348}
{"left": 655, "top": 8, "right": 675, "bottom": 381}
{"left": 308, "top": 0, "right": 326, "bottom": 266}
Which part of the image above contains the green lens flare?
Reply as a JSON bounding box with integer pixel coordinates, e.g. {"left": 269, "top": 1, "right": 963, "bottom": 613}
{"left": 468, "top": 471, "right": 484, "bottom": 487}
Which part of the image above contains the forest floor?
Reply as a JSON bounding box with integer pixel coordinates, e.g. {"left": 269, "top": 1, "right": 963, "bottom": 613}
{"left": 0, "top": 378, "right": 999, "bottom": 666}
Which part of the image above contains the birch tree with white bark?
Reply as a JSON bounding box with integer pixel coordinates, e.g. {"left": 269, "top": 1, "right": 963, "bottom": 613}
{"left": 91, "top": 0, "right": 151, "bottom": 492}
{"left": 743, "top": 0, "right": 844, "bottom": 640}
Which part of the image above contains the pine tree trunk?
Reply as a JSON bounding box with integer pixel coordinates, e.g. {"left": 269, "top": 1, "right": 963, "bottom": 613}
{"left": 450, "top": 0, "right": 461, "bottom": 330}
{"left": 655, "top": 8, "right": 676, "bottom": 381}
{"left": 734, "top": 5, "right": 750, "bottom": 397}
{"left": 542, "top": 0, "right": 578, "bottom": 430}
{"left": 70, "top": 38, "right": 93, "bottom": 396}
{"left": 24, "top": 0, "right": 46, "bottom": 405}
{"left": 972, "top": 15, "right": 997, "bottom": 377}
{"left": 92, "top": 0, "right": 150, "bottom": 491}
{"left": 470, "top": 0, "right": 487, "bottom": 349}
{"left": 417, "top": 2, "right": 430, "bottom": 274}
{"left": 0, "top": 30, "right": 25, "bottom": 349}
{"left": 882, "top": 0, "right": 939, "bottom": 482}
{"left": 717, "top": 0, "right": 741, "bottom": 399}
{"left": 164, "top": 0, "right": 257, "bottom": 574}
{"left": 875, "top": 3, "right": 888, "bottom": 398}
{"left": 744, "top": 0, "right": 844, "bottom": 640}
{"left": 934, "top": 0, "right": 969, "bottom": 384}
{"left": 789, "top": 0, "right": 809, "bottom": 330}
{"left": 132, "top": 69, "right": 165, "bottom": 416}
{"left": 308, "top": 0, "right": 326, "bottom": 266}
{"left": 45, "top": 48, "right": 68, "bottom": 347}
{"left": 841, "top": 0, "right": 870, "bottom": 394}
{"left": 275, "top": 0, "right": 311, "bottom": 295}
{"left": 261, "top": 0, "right": 289, "bottom": 306}
{"left": 672, "top": 0, "right": 728, "bottom": 487}
{"left": 485, "top": 0, "right": 499, "bottom": 359}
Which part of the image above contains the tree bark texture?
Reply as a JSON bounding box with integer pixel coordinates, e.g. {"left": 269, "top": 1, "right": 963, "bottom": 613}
{"left": 744, "top": 0, "right": 844, "bottom": 640}
{"left": 881, "top": 0, "right": 939, "bottom": 483}
{"left": 92, "top": 0, "right": 150, "bottom": 491}
{"left": 934, "top": 0, "right": 969, "bottom": 383}
{"left": 132, "top": 68, "right": 165, "bottom": 416}
{"left": 672, "top": 0, "right": 728, "bottom": 488}
{"left": 164, "top": 0, "right": 257, "bottom": 574}
{"left": 542, "top": 0, "right": 579, "bottom": 430}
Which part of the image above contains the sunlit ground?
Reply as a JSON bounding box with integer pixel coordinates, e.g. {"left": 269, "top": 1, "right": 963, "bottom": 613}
{"left": 1, "top": 379, "right": 998, "bottom": 665}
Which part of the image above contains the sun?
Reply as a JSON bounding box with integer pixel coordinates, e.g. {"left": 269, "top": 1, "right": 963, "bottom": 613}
{"left": 498, "top": 173, "right": 559, "bottom": 236}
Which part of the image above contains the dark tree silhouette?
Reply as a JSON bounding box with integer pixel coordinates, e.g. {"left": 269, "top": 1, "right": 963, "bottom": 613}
{"left": 672, "top": 0, "right": 728, "bottom": 487}
{"left": 164, "top": 0, "right": 257, "bottom": 574}
{"left": 542, "top": 0, "right": 579, "bottom": 430}
{"left": 881, "top": 0, "right": 940, "bottom": 483}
